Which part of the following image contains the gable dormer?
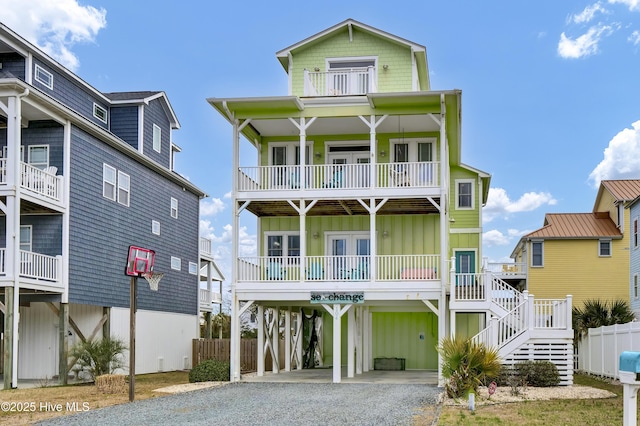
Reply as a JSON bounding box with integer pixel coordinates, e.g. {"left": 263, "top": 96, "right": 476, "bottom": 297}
{"left": 105, "top": 91, "right": 179, "bottom": 169}
{"left": 276, "top": 19, "right": 430, "bottom": 97}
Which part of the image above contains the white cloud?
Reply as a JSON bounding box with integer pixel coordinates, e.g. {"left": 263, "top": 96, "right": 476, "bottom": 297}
{"left": 557, "top": 24, "right": 615, "bottom": 58}
{"left": 589, "top": 120, "right": 640, "bottom": 187}
{"left": 569, "top": 2, "right": 608, "bottom": 24}
{"left": 609, "top": 0, "right": 640, "bottom": 11}
{"left": 200, "top": 198, "right": 225, "bottom": 216}
{"left": 483, "top": 188, "right": 557, "bottom": 222}
{"left": 0, "top": 0, "right": 107, "bottom": 71}
{"left": 483, "top": 228, "right": 529, "bottom": 249}
{"left": 629, "top": 30, "right": 640, "bottom": 44}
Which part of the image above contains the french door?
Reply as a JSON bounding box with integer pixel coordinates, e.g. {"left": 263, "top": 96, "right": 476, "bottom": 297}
{"left": 329, "top": 234, "right": 370, "bottom": 280}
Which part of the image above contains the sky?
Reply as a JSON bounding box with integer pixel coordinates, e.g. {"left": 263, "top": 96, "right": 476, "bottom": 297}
{"left": 3, "top": 0, "right": 640, "bottom": 294}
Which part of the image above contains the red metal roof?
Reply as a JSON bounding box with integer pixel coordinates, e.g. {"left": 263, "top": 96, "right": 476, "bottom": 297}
{"left": 524, "top": 212, "right": 622, "bottom": 239}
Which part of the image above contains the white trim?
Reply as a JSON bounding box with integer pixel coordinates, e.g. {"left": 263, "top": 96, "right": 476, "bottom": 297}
{"left": 117, "top": 170, "right": 130, "bottom": 207}
{"left": 389, "top": 137, "right": 436, "bottom": 162}
{"left": 93, "top": 103, "right": 108, "bottom": 124}
{"left": 455, "top": 179, "right": 475, "bottom": 210}
{"left": 27, "top": 144, "right": 49, "bottom": 169}
{"left": 152, "top": 220, "right": 160, "bottom": 235}
{"left": 102, "top": 163, "right": 116, "bottom": 201}
{"left": 452, "top": 248, "right": 479, "bottom": 273}
{"left": 449, "top": 228, "right": 482, "bottom": 234}
{"left": 19, "top": 224, "right": 32, "bottom": 252}
{"left": 171, "top": 197, "right": 178, "bottom": 219}
{"left": 598, "top": 238, "right": 612, "bottom": 257}
{"left": 531, "top": 240, "right": 544, "bottom": 267}
{"left": 34, "top": 64, "right": 53, "bottom": 90}
{"left": 267, "top": 141, "right": 312, "bottom": 165}
{"left": 153, "top": 123, "right": 162, "bottom": 153}
{"left": 188, "top": 261, "right": 198, "bottom": 275}
{"left": 171, "top": 256, "right": 181, "bottom": 271}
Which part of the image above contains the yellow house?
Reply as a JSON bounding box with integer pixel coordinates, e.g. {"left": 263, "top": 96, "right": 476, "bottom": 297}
{"left": 511, "top": 180, "right": 640, "bottom": 309}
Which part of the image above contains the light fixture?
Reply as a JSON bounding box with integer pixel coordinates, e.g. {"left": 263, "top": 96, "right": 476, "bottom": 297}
{"left": 313, "top": 232, "right": 319, "bottom": 239}
{"left": 382, "top": 230, "right": 389, "bottom": 238}
{"left": 379, "top": 150, "right": 386, "bottom": 157}
{"left": 314, "top": 67, "right": 320, "bottom": 72}
{"left": 449, "top": 217, "right": 455, "bottom": 223}
{"left": 315, "top": 152, "right": 321, "bottom": 159}
{"left": 383, "top": 64, "right": 389, "bottom": 70}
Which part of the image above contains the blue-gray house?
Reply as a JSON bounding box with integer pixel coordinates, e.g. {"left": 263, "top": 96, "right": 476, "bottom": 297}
{"left": 628, "top": 194, "right": 640, "bottom": 319}
{"left": 0, "top": 22, "right": 215, "bottom": 388}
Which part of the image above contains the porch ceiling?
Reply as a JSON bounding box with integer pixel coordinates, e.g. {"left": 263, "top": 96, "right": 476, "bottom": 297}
{"left": 241, "top": 197, "right": 441, "bottom": 217}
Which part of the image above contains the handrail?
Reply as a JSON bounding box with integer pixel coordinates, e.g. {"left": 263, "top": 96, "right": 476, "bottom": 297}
{"left": 472, "top": 299, "right": 528, "bottom": 349}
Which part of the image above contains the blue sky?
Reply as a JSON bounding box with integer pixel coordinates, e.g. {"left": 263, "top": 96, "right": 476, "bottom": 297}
{"left": 3, "top": 0, "right": 640, "bottom": 286}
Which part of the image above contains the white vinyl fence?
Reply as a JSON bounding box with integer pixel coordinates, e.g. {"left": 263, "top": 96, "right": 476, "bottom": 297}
{"left": 577, "top": 321, "right": 640, "bottom": 379}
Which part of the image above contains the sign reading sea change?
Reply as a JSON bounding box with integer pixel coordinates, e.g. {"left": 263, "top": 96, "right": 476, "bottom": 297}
{"left": 310, "top": 292, "right": 364, "bottom": 304}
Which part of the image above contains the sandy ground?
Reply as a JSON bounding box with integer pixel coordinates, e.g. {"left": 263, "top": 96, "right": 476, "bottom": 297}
{"left": 154, "top": 381, "right": 230, "bottom": 393}
{"left": 444, "top": 384, "right": 616, "bottom": 406}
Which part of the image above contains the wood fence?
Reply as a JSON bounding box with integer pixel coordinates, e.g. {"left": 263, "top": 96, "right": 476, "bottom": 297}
{"left": 192, "top": 338, "right": 285, "bottom": 372}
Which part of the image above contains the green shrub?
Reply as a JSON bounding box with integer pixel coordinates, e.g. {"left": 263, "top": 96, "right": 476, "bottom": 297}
{"left": 69, "top": 337, "right": 127, "bottom": 381}
{"left": 438, "top": 336, "right": 501, "bottom": 398}
{"left": 515, "top": 360, "right": 560, "bottom": 387}
{"left": 189, "top": 359, "right": 230, "bottom": 383}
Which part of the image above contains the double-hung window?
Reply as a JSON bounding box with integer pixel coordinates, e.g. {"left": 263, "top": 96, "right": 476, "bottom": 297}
{"left": 153, "top": 124, "right": 162, "bottom": 153}
{"left": 171, "top": 197, "right": 178, "bottom": 219}
{"left": 20, "top": 225, "right": 32, "bottom": 252}
{"left": 531, "top": 240, "right": 544, "bottom": 267}
{"left": 103, "top": 164, "right": 116, "bottom": 201}
{"left": 456, "top": 180, "right": 474, "bottom": 209}
{"left": 598, "top": 239, "right": 611, "bottom": 257}
{"left": 28, "top": 145, "right": 49, "bottom": 170}
{"left": 117, "top": 171, "right": 130, "bottom": 206}
{"left": 634, "top": 218, "right": 638, "bottom": 249}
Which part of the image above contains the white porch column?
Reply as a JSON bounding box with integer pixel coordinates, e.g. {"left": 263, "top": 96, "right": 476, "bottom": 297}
{"left": 229, "top": 116, "right": 241, "bottom": 382}
{"left": 284, "top": 307, "right": 291, "bottom": 372}
{"left": 438, "top": 93, "right": 448, "bottom": 388}
{"left": 229, "top": 295, "right": 240, "bottom": 381}
{"left": 257, "top": 305, "right": 265, "bottom": 376}
{"left": 364, "top": 307, "right": 371, "bottom": 372}
{"left": 272, "top": 306, "right": 279, "bottom": 374}
{"left": 347, "top": 306, "right": 355, "bottom": 378}
{"left": 333, "top": 304, "right": 342, "bottom": 383}
{"left": 355, "top": 306, "right": 363, "bottom": 375}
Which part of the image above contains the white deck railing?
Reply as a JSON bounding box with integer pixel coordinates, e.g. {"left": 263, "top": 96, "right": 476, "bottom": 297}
{"left": 237, "top": 254, "right": 440, "bottom": 282}
{"left": 199, "top": 288, "right": 222, "bottom": 311}
{"left": 237, "top": 162, "right": 439, "bottom": 192}
{"left": 303, "top": 68, "right": 377, "bottom": 96}
{"left": 0, "top": 249, "right": 61, "bottom": 283}
{"left": 21, "top": 163, "right": 62, "bottom": 201}
{"left": 484, "top": 261, "right": 527, "bottom": 276}
{"left": 200, "top": 237, "right": 212, "bottom": 257}
{"left": 473, "top": 299, "right": 528, "bottom": 349}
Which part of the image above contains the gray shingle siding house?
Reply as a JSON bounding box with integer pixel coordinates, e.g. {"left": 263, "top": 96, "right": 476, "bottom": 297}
{"left": 0, "top": 22, "right": 207, "bottom": 386}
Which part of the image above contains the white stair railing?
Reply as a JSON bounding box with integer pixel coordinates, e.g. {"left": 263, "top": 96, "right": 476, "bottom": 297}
{"left": 472, "top": 299, "right": 528, "bottom": 350}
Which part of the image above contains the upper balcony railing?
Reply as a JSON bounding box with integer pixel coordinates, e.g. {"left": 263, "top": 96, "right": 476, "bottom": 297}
{"left": 303, "top": 67, "right": 377, "bottom": 97}
{"left": 0, "top": 248, "right": 62, "bottom": 286}
{"left": 483, "top": 261, "right": 527, "bottom": 278}
{"left": 200, "top": 237, "right": 212, "bottom": 257}
{"left": 0, "top": 160, "right": 63, "bottom": 203}
{"left": 237, "top": 162, "right": 439, "bottom": 192}
{"left": 237, "top": 254, "right": 440, "bottom": 282}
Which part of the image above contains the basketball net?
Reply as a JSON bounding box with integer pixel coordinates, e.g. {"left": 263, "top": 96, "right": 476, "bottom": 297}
{"left": 141, "top": 272, "right": 164, "bottom": 292}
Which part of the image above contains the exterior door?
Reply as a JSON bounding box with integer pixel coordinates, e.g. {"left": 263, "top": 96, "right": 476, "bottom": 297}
{"left": 329, "top": 234, "right": 370, "bottom": 280}
{"left": 455, "top": 251, "right": 475, "bottom": 286}
{"left": 326, "top": 150, "right": 370, "bottom": 188}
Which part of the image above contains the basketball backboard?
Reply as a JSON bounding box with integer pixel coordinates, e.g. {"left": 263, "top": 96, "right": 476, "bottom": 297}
{"left": 126, "top": 245, "right": 155, "bottom": 276}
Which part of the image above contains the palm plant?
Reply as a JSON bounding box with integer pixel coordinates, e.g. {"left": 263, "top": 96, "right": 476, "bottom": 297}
{"left": 69, "top": 337, "right": 127, "bottom": 381}
{"left": 438, "top": 336, "right": 501, "bottom": 398}
{"left": 573, "top": 299, "right": 635, "bottom": 342}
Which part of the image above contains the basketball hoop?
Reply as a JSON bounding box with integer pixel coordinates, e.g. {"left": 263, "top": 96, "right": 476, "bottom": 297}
{"left": 141, "top": 272, "right": 164, "bottom": 292}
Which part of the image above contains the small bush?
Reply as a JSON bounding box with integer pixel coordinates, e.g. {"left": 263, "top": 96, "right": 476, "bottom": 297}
{"left": 69, "top": 337, "right": 127, "bottom": 382}
{"left": 515, "top": 360, "right": 560, "bottom": 387}
{"left": 189, "top": 359, "right": 230, "bottom": 383}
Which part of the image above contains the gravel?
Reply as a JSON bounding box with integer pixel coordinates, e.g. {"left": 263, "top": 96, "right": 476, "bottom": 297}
{"left": 37, "top": 382, "right": 441, "bottom": 426}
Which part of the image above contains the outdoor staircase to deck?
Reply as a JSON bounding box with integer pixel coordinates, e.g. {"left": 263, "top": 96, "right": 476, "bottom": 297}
{"left": 450, "top": 271, "right": 574, "bottom": 385}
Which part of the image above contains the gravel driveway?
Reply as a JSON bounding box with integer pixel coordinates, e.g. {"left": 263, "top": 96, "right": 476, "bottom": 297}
{"left": 37, "top": 382, "right": 441, "bottom": 425}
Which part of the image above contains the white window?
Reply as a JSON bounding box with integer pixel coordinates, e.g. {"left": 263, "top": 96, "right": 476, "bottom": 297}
{"left": 93, "top": 103, "right": 108, "bottom": 124}
{"left": 266, "top": 233, "right": 301, "bottom": 258}
{"left": 117, "top": 171, "right": 130, "bottom": 206}
{"left": 599, "top": 239, "right": 611, "bottom": 257}
{"left": 531, "top": 240, "right": 543, "bottom": 267}
{"left": 3, "top": 146, "right": 24, "bottom": 161}
{"left": 635, "top": 274, "right": 638, "bottom": 299}
{"left": 189, "top": 262, "right": 198, "bottom": 275}
{"left": 19, "top": 225, "right": 32, "bottom": 252}
{"left": 34, "top": 64, "right": 53, "bottom": 90}
{"left": 390, "top": 138, "right": 435, "bottom": 163}
{"left": 455, "top": 179, "right": 474, "bottom": 209}
{"left": 153, "top": 124, "right": 161, "bottom": 153}
{"left": 152, "top": 220, "right": 160, "bottom": 235}
{"left": 171, "top": 256, "right": 181, "bottom": 271}
{"left": 171, "top": 197, "right": 178, "bottom": 219}
{"left": 103, "top": 164, "right": 116, "bottom": 201}
{"left": 28, "top": 145, "right": 49, "bottom": 170}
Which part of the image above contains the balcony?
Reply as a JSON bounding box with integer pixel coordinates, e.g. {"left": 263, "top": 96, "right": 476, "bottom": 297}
{"left": 237, "top": 162, "right": 439, "bottom": 192}
{"left": 0, "top": 248, "right": 63, "bottom": 291}
{"left": 0, "top": 160, "right": 63, "bottom": 204}
{"left": 199, "top": 288, "right": 222, "bottom": 312}
{"left": 237, "top": 254, "right": 440, "bottom": 283}
{"left": 303, "top": 68, "right": 377, "bottom": 97}
{"left": 200, "top": 237, "right": 213, "bottom": 259}
{"left": 483, "top": 261, "right": 527, "bottom": 280}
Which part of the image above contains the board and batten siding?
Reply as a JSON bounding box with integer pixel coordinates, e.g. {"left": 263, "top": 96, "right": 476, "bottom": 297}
{"left": 68, "top": 125, "right": 200, "bottom": 315}
{"left": 527, "top": 238, "right": 628, "bottom": 308}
